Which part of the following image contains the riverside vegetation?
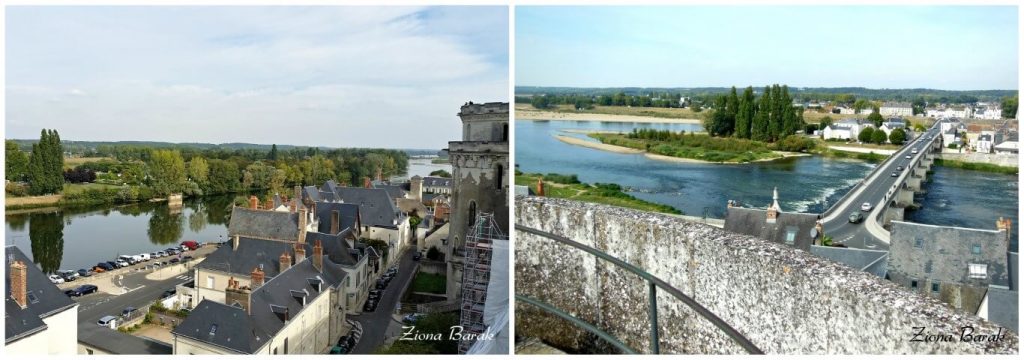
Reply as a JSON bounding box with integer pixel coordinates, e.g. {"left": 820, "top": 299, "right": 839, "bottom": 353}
{"left": 515, "top": 170, "right": 681, "bottom": 214}
{"left": 590, "top": 128, "right": 817, "bottom": 163}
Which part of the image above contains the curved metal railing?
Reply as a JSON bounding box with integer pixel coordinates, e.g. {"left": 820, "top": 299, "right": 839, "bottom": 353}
{"left": 515, "top": 224, "right": 764, "bottom": 354}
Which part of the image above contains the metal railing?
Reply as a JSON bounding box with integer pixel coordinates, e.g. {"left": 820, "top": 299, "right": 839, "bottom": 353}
{"left": 515, "top": 224, "right": 764, "bottom": 354}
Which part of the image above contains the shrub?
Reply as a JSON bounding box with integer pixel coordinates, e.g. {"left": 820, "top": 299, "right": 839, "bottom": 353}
{"left": 426, "top": 246, "right": 441, "bottom": 261}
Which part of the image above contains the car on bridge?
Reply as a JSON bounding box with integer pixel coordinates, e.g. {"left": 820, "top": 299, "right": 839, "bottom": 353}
{"left": 848, "top": 211, "right": 864, "bottom": 223}
{"left": 905, "top": 155, "right": 912, "bottom": 159}
{"left": 860, "top": 202, "right": 873, "bottom": 212}
{"left": 912, "top": 149, "right": 918, "bottom": 154}
{"left": 891, "top": 171, "right": 899, "bottom": 177}
{"left": 897, "top": 165, "right": 904, "bottom": 171}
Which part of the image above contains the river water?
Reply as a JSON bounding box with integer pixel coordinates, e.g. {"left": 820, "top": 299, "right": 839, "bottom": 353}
{"left": 515, "top": 119, "right": 1018, "bottom": 250}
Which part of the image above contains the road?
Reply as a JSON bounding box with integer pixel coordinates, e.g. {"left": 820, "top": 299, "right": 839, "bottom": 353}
{"left": 350, "top": 249, "right": 417, "bottom": 354}
{"left": 822, "top": 123, "right": 943, "bottom": 249}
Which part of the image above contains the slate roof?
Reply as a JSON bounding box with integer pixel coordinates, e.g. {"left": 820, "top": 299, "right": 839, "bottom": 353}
{"left": 723, "top": 207, "right": 819, "bottom": 251}
{"left": 333, "top": 187, "right": 401, "bottom": 228}
{"left": 197, "top": 237, "right": 311, "bottom": 279}
{"left": 5, "top": 246, "right": 78, "bottom": 344}
{"left": 811, "top": 245, "right": 888, "bottom": 277}
{"left": 987, "top": 286, "right": 1018, "bottom": 333}
{"left": 228, "top": 207, "right": 299, "bottom": 241}
{"left": 306, "top": 230, "right": 360, "bottom": 266}
{"left": 303, "top": 186, "right": 323, "bottom": 203}
{"left": 174, "top": 257, "right": 346, "bottom": 354}
{"left": 314, "top": 202, "right": 361, "bottom": 235}
{"left": 422, "top": 176, "right": 453, "bottom": 188}
{"left": 378, "top": 184, "right": 407, "bottom": 200}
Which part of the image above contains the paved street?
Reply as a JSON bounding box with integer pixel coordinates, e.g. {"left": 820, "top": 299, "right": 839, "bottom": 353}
{"left": 350, "top": 249, "right": 418, "bottom": 354}
{"left": 823, "top": 123, "right": 942, "bottom": 250}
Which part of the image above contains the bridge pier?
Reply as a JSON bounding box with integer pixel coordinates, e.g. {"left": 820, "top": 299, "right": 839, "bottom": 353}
{"left": 882, "top": 204, "right": 904, "bottom": 225}
{"left": 896, "top": 187, "right": 915, "bottom": 207}
{"left": 905, "top": 176, "right": 922, "bottom": 192}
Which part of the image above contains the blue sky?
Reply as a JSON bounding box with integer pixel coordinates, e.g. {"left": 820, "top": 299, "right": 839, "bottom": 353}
{"left": 517, "top": 6, "right": 1018, "bottom": 90}
{"left": 6, "top": 6, "right": 508, "bottom": 148}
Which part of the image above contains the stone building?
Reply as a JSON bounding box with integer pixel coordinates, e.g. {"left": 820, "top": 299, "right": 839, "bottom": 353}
{"left": 723, "top": 188, "right": 822, "bottom": 251}
{"left": 887, "top": 219, "right": 1012, "bottom": 314}
{"left": 445, "top": 101, "right": 509, "bottom": 300}
{"left": 5, "top": 246, "right": 79, "bottom": 355}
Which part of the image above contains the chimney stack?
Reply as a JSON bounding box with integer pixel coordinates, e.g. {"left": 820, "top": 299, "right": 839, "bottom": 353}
{"left": 250, "top": 266, "right": 265, "bottom": 288}
{"left": 364, "top": 177, "right": 372, "bottom": 188}
{"left": 224, "top": 277, "right": 253, "bottom": 315}
{"left": 265, "top": 198, "right": 274, "bottom": 211}
{"left": 10, "top": 260, "right": 28, "bottom": 309}
{"left": 331, "top": 210, "right": 340, "bottom": 235}
{"left": 294, "top": 243, "right": 306, "bottom": 264}
{"left": 249, "top": 195, "right": 259, "bottom": 210}
{"left": 233, "top": 235, "right": 240, "bottom": 251}
{"left": 312, "top": 240, "right": 323, "bottom": 272}
{"left": 298, "top": 208, "right": 308, "bottom": 244}
{"left": 279, "top": 251, "right": 292, "bottom": 273}
{"left": 536, "top": 178, "right": 545, "bottom": 197}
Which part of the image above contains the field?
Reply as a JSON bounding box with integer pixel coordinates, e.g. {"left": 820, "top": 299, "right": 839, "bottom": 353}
{"left": 5, "top": 183, "right": 124, "bottom": 209}
{"left": 63, "top": 156, "right": 113, "bottom": 170}
{"left": 515, "top": 172, "right": 682, "bottom": 214}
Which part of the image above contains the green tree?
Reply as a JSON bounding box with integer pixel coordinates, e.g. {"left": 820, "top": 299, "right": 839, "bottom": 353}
{"left": 1002, "top": 95, "right": 1019, "bottom": 119}
{"left": 206, "top": 159, "right": 241, "bottom": 194}
{"left": 187, "top": 157, "right": 209, "bottom": 186}
{"left": 866, "top": 110, "right": 884, "bottom": 127}
{"left": 242, "top": 161, "right": 277, "bottom": 190}
{"left": 267, "top": 144, "right": 279, "bottom": 161}
{"left": 147, "top": 149, "right": 187, "bottom": 196}
{"left": 5, "top": 140, "right": 29, "bottom": 182}
{"left": 870, "top": 128, "right": 887, "bottom": 145}
{"left": 735, "top": 86, "right": 755, "bottom": 139}
{"left": 888, "top": 128, "right": 907, "bottom": 145}
{"left": 913, "top": 123, "right": 926, "bottom": 132}
{"left": 429, "top": 169, "right": 451, "bottom": 178}
{"left": 818, "top": 116, "right": 834, "bottom": 132}
{"left": 530, "top": 95, "right": 550, "bottom": 109}
{"left": 858, "top": 127, "right": 875, "bottom": 143}
{"left": 27, "top": 129, "right": 64, "bottom": 195}
{"left": 751, "top": 96, "right": 770, "bottom": 142}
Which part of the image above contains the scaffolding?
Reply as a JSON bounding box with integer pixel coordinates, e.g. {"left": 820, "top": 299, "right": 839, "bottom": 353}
{"left": 458, "top": 212, "right": 505, "bottom": 354}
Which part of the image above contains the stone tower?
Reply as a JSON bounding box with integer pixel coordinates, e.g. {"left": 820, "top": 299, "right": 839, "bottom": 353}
{"left": 445, "top": 101, "right": 509, "bottom": 300}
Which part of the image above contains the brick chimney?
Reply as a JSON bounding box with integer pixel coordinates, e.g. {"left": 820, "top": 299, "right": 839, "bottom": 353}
{"left": 10, "top": 260, "right": 28, "bottom": 309}
{"left": 265, "top": 198, "right": 274, "bottom": 211}
{"left": 224, "top": 277, "right": 253, "bottom": 315}
{"left": 375, "top": 167, "right": 383, "bottom": 182}
{"left": 279, "top": 251, "right": 292, "bottom": 273}
{"left": 298, "top": 208, "right": 308, "bottom": 244}
{"left": 331, "top": 210, "right": 340, "bottom": 235}
{"left": 294, "top": 243, "right": 306, "bottom": 264}
{"left": 312, "top": 240, "right": 323, "bottom": 272}
{"left": 997, "top": 217, "right": 1013, "bottom": 243}
{"left": 536, "top": 178, "right": 545, "bottom": 197}
{"left": 249, "top": 195, "right": 259, "bottom": 210}
{"left": 250, "top": 266, "right": 265, "bottom": 288}
{"left": 364, "top": 177, "right": 372, "bottom": 188}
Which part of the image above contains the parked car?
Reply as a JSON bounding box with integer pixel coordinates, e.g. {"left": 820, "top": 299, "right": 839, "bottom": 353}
{"left": 412, "top": 252, "right": 422, "bottom": 261}
{"left": 48, "top": 274, "right": 65, "bottom": 284}
{"left": 181, "top": 240, "right": 200, "bottom": 250}
{"left": 115, "top": 259, "right": 130, "bottom": 268}
{"left": 96, "top": 262, "right": 115, "bottom": 271}
{"left": 162, "top": 289, "right": 177, "bottom": 298}
{"left": 183, "top": 255, "right": 194, "bottom": 262}
{"left": 369, "top": 289, "right": 383, "bottom": 299}
{"left": 402, "top": 313, "right": 426, "bottom": 324}
{"left": 118, "top": 255, "right": 136, "bottom": 265}
{"left": 77, "top": 268, "right": 93, "bottom": 277}
{"left": 122, "top": 307, "right": 137, "bottom": 317}
{"left": 92, "top": 266, "right": 106, "bottom": 274}
{"left": 860, "top": 202, "right": 873, "bottom": 212}
{"left": 107, "top": 260, "right": 122, "bottom": 269}
{"left": 97, "top": 315, "right": 117, "bottom": 327}
{"left": 363, "top": 299, "right": 377, "bottom": 312}
{"left": 156, "top": 251, "right": 167, "bottom": 258}
{"left": 150, "top": 252, "right": 160, "bottom": 259}
{"left": 65, "top": 284, "right": 99, "bottom": 297}
{"left": 848, "top": 211, "right": 863, "bottom": 224}
{"left": 58, "top": 270, "right": 79, "bottom": 282}
{"left": 169, "top": 258, "right": 180, "bottom": 264}
{"left": 138, "top": 253, "right": 151, "bottom": 261}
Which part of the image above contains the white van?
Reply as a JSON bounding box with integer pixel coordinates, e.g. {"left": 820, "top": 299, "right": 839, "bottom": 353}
{"left": 138, "top": 253, "right": 151, "bottom": 261}
{"left": 118, "top": 255, "right": 136, "bottom": 265}
{"left": 97, "top": 315, "right": 117, "bottom": 328}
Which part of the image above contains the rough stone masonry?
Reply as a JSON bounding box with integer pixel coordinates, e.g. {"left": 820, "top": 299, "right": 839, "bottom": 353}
{"left": 515, "top": 196, "right": 1017, "bottom": 354}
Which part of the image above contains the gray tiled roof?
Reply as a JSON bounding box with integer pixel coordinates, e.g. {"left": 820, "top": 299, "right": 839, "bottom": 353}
{"left": 723, "top": 207, "right": 819, "bottom": 251}
{"left": 307, "top": 231, "right": 359, "bottom": 266}
{"left": 422, "top": 177, "right": 453, "bottom": 188}
{"left": 377, "top": 185, "right": 407, "bottom": 200}
{"left": 333, "top": 187, "right": 400, "bottom": 228}
{"left": 227, "top": 207, "right": 299, "bottom": 241}
{"left": 315, "top": 202, "right": 360, "bottom": 235}
{"left": 5, "top": 246, "right": 78, "bottom": 344}
{"left": 811, "top": 245, "right": 888, "bottom": 277}
{"left": 303, "top": 186, "right": 323, "bottom": 203}
{"left": 987, "top": 286, "right": 1018, "bottom": 333}
{"left": 174, "top": 257, "right": 346, "bottom": 354}
{"left": 197, "top": 237, "right": 311, "bottom": 279}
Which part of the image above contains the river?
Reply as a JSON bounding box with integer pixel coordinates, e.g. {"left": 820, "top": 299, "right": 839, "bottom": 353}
{"left": 515, "top": 119, "right": 1018, "bottom": 250}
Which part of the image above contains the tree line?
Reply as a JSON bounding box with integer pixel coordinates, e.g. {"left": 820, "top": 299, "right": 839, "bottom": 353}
{"left": 705, "top": 85, "right": 804, "bottom": 143}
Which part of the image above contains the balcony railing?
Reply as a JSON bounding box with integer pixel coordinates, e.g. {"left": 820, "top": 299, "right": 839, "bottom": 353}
{"left": 516, "top": 224, "right": 763, "bottom": 355}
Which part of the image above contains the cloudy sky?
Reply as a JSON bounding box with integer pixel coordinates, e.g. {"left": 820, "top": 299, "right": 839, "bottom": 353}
{"left": 6, "top": 6, "right": 508, "bottom": 149}
{"left": 518, "top": 6, "right": 1018, "bottom": 90}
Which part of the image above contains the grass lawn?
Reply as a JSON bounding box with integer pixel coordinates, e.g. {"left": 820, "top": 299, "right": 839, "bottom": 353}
{"left": 591, "top": 133, "right": 783, "bottom": 163}
{"left": 63, "top": 157, "right": 113, "bottom": 170}
{"left": 63, "top": 182, "right": 122, "bottom": 194}
{"left": 410, "top": 272, "right": 447, "bottom": 294}
{"left": 515, "top": 172, "right": 682, "bottom": 215}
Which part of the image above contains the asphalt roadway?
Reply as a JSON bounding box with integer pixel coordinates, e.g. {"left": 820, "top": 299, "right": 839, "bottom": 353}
{"left": 823, "top": 124, "right": 943, "bottom": 250}
{"left": 350, "top": 249, "right": 417, "bottom": 354}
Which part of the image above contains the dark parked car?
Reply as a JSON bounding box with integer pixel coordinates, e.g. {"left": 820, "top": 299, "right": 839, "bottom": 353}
{"left": 402, "top": 313, "right": 426, "bottom": 324}
{"left": 96, "top": 262, "right": 115, "bottom": 271}
{"left": 77, "top": 268, "right": 93, "bottom": 277}
{"left": 369, "top": 290, "right": 383, "bottom": 299}
{"left": 58, "top": 270, "right": 79, "bottom": 282}
{"left": 106, "top": 261, "right": 121, "bottom": 269}
{"left": 412, "top": 253, "right": 421, "bottom": 261}
{"left": 169, "top": 258, "right": 180, "bottom": 264}
{"left": 182, "top": 255, "right": 194, "bottom": 262}
{"left": 375, "top": 279, "right": 387, "bottom": 290}
{"left": 162, "top": 289, "right": 177, "bottom": 298}
{"left": 363, "top": 299, "right": 377, "bottom": 312}
{"left": 122, "top": 307, "right": 137, "bottom": 317}
{"left": 65, "top": 284, "right": 99, "bottom": 297}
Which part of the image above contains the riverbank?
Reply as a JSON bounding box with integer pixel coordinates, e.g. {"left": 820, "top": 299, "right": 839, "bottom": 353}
{"left": 933, "top": 158, "right": 1018, "bottom": 174}
{"left": 515, "top": 171, "right": 681, "bottom": 215}
{"left": 554, "top": 135, "right": 643, "bottom": 154}
{"left": 517, "top": 108, "right": 703, "bottom": 124}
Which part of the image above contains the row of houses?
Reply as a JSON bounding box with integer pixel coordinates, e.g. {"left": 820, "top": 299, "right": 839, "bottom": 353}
{"left": 821, "top": 118, "right": 912, "bottom": 143}
{"left": 926, "top": 104, "right": 1004, "bottom": 120}
{"left": 939, "top": 119, "right": 1018, "bottom": 154}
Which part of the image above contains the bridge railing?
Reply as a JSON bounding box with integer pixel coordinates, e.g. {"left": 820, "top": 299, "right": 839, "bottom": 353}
{"left": 823, "top": 122, "right": 940, "bottom": 220}
{"left": 515, "top": 224, "right": 764, "bottom": 355}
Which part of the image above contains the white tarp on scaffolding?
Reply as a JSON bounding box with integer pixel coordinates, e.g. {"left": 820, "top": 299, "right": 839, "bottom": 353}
{"left": 466, "top": 237, "right": 509, "bottom": 354}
